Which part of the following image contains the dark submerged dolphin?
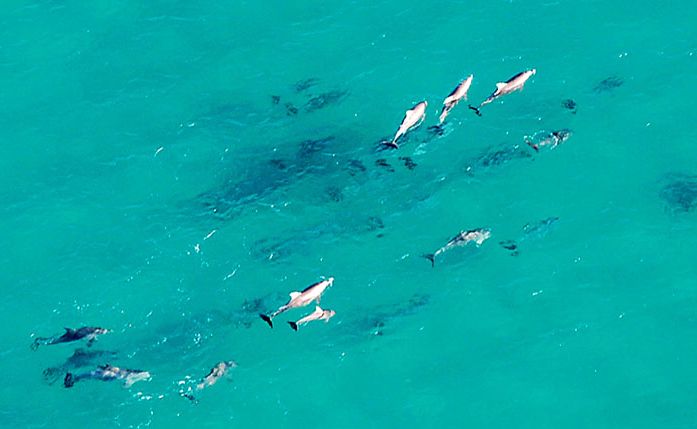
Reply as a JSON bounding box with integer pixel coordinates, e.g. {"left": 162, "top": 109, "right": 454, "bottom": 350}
{"left": 32, "top": 327, "right": 109, "bottom": 350}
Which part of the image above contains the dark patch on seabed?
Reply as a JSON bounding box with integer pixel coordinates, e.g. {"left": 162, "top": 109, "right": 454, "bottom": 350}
{"left": 271, "top": 79, "right": 348, "bottom": 117}
{"left": 593, "top": 76, "right": 624, "bottom": 93}
{"left": 499, "top": 216, "right": 559, "bottom": 256}
{"left": 350, "top": 294, "right": 431, "bottom": 337}
{"left": 304, "top": 90, "right": 348, "bottom": 112}
{"left": 660, "top": 173, "right": 697, "bottom": 213}
{"left": 195, "top": 135, "right": 350, "bottom": 220}
{"left": 133, "top": 293, "right": 287, "bottom": 360}
{"left": 250, "top": 215, "right": 385, "bottom": 262}
{"left": 464, "top": 142, "right": 533, "bottom": 175}
{"left": 561, "top": 98, "right": 577, "bottom": 114}
{"left": 293, "top": 77, "right": 319, "bottom": 93}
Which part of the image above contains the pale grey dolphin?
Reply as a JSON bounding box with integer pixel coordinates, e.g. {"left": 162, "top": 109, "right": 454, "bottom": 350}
{"left": 260, "top": 277, "right": 334, "bottom": 328}
{"left": 470, "top": 69, "right": 536, "bottom": 115}
{"left": 288, "top": 305, "right": 336, "bottom": 331}
{"left": 64, "top": 364, "right": 150, "bottom": 388}
{"left": 423, "top": 228, "right": 491, "bottom": 267}
{"left": 384, "top": 101, "right": 427, "bottom": 148}
{"left": 526, "top": 129, "right": 572, "bottom": 152}
{"left": 439, "top": 75, "right": 473, "bottom": 124}
{"left": 182, "top": 360, "right": 238, "bottom": 403}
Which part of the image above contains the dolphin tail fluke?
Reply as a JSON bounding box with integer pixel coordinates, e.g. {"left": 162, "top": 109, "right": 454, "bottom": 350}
{"left": 382, "top": 140, "right": 399, "bottom": 150}
{"left": 64, "top": 373, "right": 75, "bottom": 388}
{"left": 288, "top": 321, "right": 299, "bottom": 331}
{"left": 526, "top": 141, "right": 539, "bottom": 152}
{"left": 259, "top": 314, "right": 274, "bottom": 328}
{"left": 422, "top": 254, "right": 436, "bottom": 267}
{"left": 468, "top": 105, "right": 482, "bottom": 117}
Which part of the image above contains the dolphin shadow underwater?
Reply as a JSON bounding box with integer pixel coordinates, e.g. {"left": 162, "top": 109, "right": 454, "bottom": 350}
{"left": 271, "top": 78, "right": 348, "bottom": 116}
{"left": 193, "top": 134, "right": 373, "bottom": 221}
{"left": 499, "top": 217, "right": 559, "bottom": 256}
{"left": 337, "top": 294, "right": 431, "bottom": 339}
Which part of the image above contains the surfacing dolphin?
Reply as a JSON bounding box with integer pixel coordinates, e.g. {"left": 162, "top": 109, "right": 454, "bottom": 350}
{"left": 260, "top": 277, "right": 334, "bottom": 328}
{"left": 423, "top": 228, "right": 491, "bottom": 267}
{"left": 439, "top": 75, "right": 473, "bottom": 124}
{"left": 32, "top": 326, "right": 109, "bottom": 350}
{"left": 182, "top": 360, "right": 238, "bottom": 403}
{"left": 64, "top": 364, "right": 150, "bottom": 388}
{"left": 526, "top": 129, "right": 572, "bottom": 152}
{"left": 384, "top": 101, "right": 427, "bottom": 149}
{"left": 288, "top": 305, "right": 336, "bottom": 331}
{"left": 469, "top": 69, "right": 536, "bottom": 116}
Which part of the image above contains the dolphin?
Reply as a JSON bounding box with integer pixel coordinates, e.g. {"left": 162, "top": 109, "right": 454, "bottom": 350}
{"left": 288, "top": 305, "right": 336, "bottom": 331}
{"left": 423, "top": 228, "right": 491, "bottom": 267}
{"left": 384, "top": 101, "right": 427, "bottom": 148}
{"left": 64, "top": 364, "right": 150, "bottom": 388}
{"left": 260, "top": 277, "right": 334, "bottom": 328}
{"left": 197, "top": 360, "right": 237, "bottom": 390}
{"left": 526, "top": 129, "right": 572, "bottom": 152}
{"left": 439, "top": 75, "right": 473, "bottom": 124}
{"left": 469, "top": 69, "right": 536, "bottom": 116}
{"left": 43, "top": 348, "right": 118, "bottom": 385}
{"left": 32, "top": 327, "right": 109, "bottom": 350}
{"left": 182, "top": 360, "right": 238, "bottom": 403}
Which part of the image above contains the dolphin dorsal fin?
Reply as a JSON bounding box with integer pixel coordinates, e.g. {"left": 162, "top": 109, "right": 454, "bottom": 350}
{"left": 289, "top": 291, "right": 301, "bottom": 299}
{"left": 315, "top": 305, "right": 322, "bottom": 311}
{"left": 64, "top": 327, "right": 73, "bottom": 333}
{"left": 496, "top": 82, "right": 507, "bottom": 89}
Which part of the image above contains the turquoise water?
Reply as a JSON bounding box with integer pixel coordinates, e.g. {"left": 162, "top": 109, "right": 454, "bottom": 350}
{"left": 2, "top": 1, "right": 697, "bottom": 427}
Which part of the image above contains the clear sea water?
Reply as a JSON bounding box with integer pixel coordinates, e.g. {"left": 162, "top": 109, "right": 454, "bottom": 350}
{"left": 2, "top": 1, "right": 697, "bottom": 427}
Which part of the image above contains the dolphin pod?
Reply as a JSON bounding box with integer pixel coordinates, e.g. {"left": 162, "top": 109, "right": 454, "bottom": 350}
{"left": 383, "top": 69, "right": 536, "bottom": 149}
{"left": 30, "top": 66, "right": 579, "bottom": 404}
